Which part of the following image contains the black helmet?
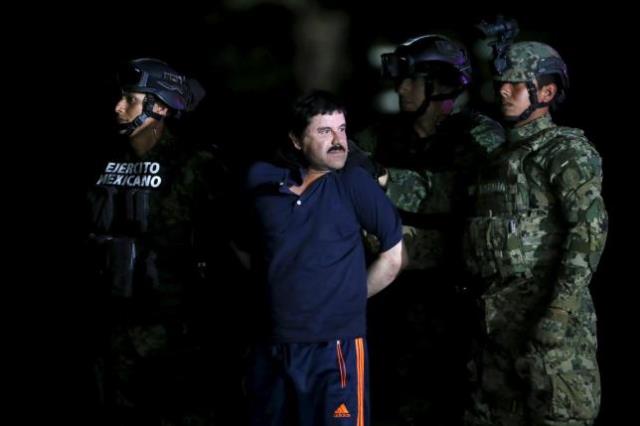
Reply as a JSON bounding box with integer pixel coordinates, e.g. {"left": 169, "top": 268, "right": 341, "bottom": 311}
{"left": 116, "top": 58, "right": 205, "bottom": 136}
{"left": 118, "top": 58, "right": 205, "bottom": 112}
{"left": 381, "top": 34, "right": 472, "bottom": 87}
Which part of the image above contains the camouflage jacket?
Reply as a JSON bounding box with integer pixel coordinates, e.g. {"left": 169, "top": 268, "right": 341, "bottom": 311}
{"left": 355, "top": 110, "right": 504, "bottom": 269}
{"left": 87, "top": 131, "right": 227, "bottom": 305}
{"left": 465, "top": 114, "right": 608, "bottom": 313}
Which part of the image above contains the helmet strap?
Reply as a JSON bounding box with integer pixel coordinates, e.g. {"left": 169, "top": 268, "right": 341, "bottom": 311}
{"left": 413, "top": 81, "right": 465, "bottom": 119}
{"left": 117, "top": 94, "right": 165, "bottom": 136}
{"left": 429, "top": 86, "right": 465, "bottom": 102}
{"left": 503, "top": 80, "right": 549, "bottom": 126}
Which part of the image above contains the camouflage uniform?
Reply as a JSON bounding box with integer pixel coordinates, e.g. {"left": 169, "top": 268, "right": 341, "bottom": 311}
{"left": 88, "top": 131, "right": 229, "bottom": 425}
{"left": 464, "top": 42, "right": 608, "bottom": 426}
{"left": 358, "top": 34, "right": 508, "bottom": 425}
{"left": 358, "top": 111, "right": 504, "bottom": 269}
{"left": 357, "top": 110, "right": 504, "bottom": 425}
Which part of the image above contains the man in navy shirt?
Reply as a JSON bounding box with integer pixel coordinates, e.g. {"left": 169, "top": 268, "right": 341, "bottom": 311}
{"left": 243, "top": 91, "right": 407, "bottom": 426}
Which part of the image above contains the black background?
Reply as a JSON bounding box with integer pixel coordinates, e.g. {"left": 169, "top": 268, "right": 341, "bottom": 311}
{"left": 33, "top": 2, "right": 632, "bottom": 424}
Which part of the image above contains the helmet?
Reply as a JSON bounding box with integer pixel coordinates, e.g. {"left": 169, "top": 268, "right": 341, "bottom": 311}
{"left": 118, "top": 58, "right": 205, "bottom": 112}
{"left": 381, "top": 34, "right": 472, "bottom": 87}
{"left": 495, "top": 41, "right": 568, "bottom": 97}
{"left": 494, "top": 41, "right": 568, "bottom": 123}
{"left": 116, "top": 58, "right": 205, "bottom": 136}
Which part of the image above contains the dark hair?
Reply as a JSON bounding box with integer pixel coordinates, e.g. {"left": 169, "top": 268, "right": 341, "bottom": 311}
{"left": 536, "top": 73, "right": 564, "bottom": 109}
{"left": 289, "top": 90, "right": 347, "bottom": 140}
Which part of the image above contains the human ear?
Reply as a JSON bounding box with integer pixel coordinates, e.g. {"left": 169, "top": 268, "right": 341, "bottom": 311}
{"left": 289, "top": 132, "right": 302, "bottom": 150}
{"left": 539, "top": 83, "right": 557, "bottom": 103}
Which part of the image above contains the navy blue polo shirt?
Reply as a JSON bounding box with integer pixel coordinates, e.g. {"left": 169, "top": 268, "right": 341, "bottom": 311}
{"left": 246, "top": 162, "right": 403, "bottom": 343}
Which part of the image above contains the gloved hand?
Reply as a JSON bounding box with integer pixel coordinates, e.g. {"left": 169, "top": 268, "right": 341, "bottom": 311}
{"left": 532, "top": 307, "right": 569, "bottom": 347}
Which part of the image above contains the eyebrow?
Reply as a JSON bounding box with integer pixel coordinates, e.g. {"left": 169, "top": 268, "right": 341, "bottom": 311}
{"left": 317, "top": 123, "right": 346, "bottom": 132}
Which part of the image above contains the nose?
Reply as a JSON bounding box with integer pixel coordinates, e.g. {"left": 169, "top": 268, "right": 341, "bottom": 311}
{"left": 331, "top": 132, "right": 341, "bottom": 144}
{"left": 115, "top": 98, "right": 126, "bottom": 114}
{"left": 397, "top": 78, "right": 412, "bottom": 95}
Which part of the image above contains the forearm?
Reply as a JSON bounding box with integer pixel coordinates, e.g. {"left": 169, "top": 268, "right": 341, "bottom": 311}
{"left": 551, "top": 191, "right": 608, "bottom": 311}
{"left": 546, "top": 147, "right": 608, "bottom": 310}
{"left": 367, "top": 239, "right": 407, "bottom": 297}
{"left": 533, "top": 205, "right": 607, "bottom": 347}
{"left": 533, "top": 220, "right": 604, "bottom": 347}
{"left": 553, "top": 221, "right": 607, "bottom": 310}
{"left": 533, "top": 154, "right": 607, "bottom": 347}
{"left": 384, "top": 168, "right": 428, "bottom": 213}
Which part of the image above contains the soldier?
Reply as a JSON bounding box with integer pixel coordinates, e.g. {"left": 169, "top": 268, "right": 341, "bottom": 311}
{"left": 355, "top": 34, "right": 504, "bottom": 424}
{"left": 464, "top": 41, "right": 608, "bottom": 426}
{"left": 87, "top": 58, "right": 231, "bottom": 425}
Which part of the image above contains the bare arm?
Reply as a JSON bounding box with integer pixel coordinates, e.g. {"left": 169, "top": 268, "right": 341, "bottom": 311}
{"left": 367, "top": 239, "right": 408, "bottom": 298}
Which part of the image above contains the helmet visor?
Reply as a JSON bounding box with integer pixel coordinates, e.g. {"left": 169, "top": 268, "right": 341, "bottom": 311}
{"left": 381, "top": 53, "right": 413, "bottom": 80}
{"left": 117, "top": 64, "right": 146, "bottom": 90}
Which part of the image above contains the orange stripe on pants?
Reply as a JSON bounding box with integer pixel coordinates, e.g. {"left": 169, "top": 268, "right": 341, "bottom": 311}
{"left": 355, "top": 337, "right": 365, "bottom": 426}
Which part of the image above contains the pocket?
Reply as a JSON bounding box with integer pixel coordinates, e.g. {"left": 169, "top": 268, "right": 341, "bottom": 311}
{"left": 89, "top": 186, "right": 118, "bottom": 232}
{"left": 465, "top": 217, "right": 497, "bottom": 277}
{"left": 466, "top": 216, "right": 532, "bottom": 279}
{"left": 525, "top": 342, "right": 600, "bottom": 422}
{"left": 482, "top": 278, "right": 530, "bottom": 336}
{"left": 105, "top": 237, "right": 137, "bottom": 298}
{"left": 126, "top": 189, "right": 151, "bottom": 232}
{"left": 549, "top": 369, "right": 600, "bottom": 421}
{"left": 487, "top": 218, "right": 531, "bottom": 279}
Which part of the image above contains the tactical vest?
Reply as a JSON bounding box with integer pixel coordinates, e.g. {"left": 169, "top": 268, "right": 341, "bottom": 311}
{"left": 87, "top": 136, "right": 197, "bottom": 301}
{"left": 465, "top": 126, "right": 588, "bottom": 281}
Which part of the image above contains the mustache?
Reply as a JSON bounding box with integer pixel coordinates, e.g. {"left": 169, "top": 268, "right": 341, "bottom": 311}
{"left": 327, "top": 144, "right": 346, "bottom": 153}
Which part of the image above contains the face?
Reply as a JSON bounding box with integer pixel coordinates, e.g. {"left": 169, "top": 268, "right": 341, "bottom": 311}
{"left": 292, "top": 112, "right": 348, "bottom": 172}
{"left": 396, "top": 77, "right": 426, "bottom": 112}
{"left": 115, "top": 92, "right": 145, "bottom": 124}
{"left": 115, "top": 91, "right": 166, "bottom": 136}
{"left": 397, "top": 77, "right": 456, "bottom": 115}
{"left": 498, "top": 81, "right": 531, "bottom": 118}
{"left": 428, "top": 80, "right": 456, "bottom": 116}
{"left": 498, "top": 80, "right": 553, "bottom": 126}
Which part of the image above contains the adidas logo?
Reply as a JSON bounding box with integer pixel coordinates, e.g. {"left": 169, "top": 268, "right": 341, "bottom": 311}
{"left": 333, "top": 403, "right": 351, "bottom": 418}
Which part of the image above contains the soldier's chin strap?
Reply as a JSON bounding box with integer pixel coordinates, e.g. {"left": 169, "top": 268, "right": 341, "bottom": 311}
{"left": 118, "top": 94, "right": 166, "bottom": 136}
{"left": 404, "top": 78, "right": 466, "bottom": 121}
{"left": 503, "top": 80, "right": 549, "bottom": 125}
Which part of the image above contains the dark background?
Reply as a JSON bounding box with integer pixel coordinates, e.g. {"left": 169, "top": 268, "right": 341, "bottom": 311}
{"left": 37, "top": 2, "right": 631, "bottom": 424}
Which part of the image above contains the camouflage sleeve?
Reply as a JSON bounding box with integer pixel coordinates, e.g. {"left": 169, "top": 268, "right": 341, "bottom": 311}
{"left": 385, "top": 168, "right": 429, "bottom": 213}
{"left": 370, "top": 167, "right": 438, "bottom": 270}
{"left": 469, "top": 113, "right": 506, "bottom": 155}
{"left": 548, "top": 141, "right": 608, "bottom": 311}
